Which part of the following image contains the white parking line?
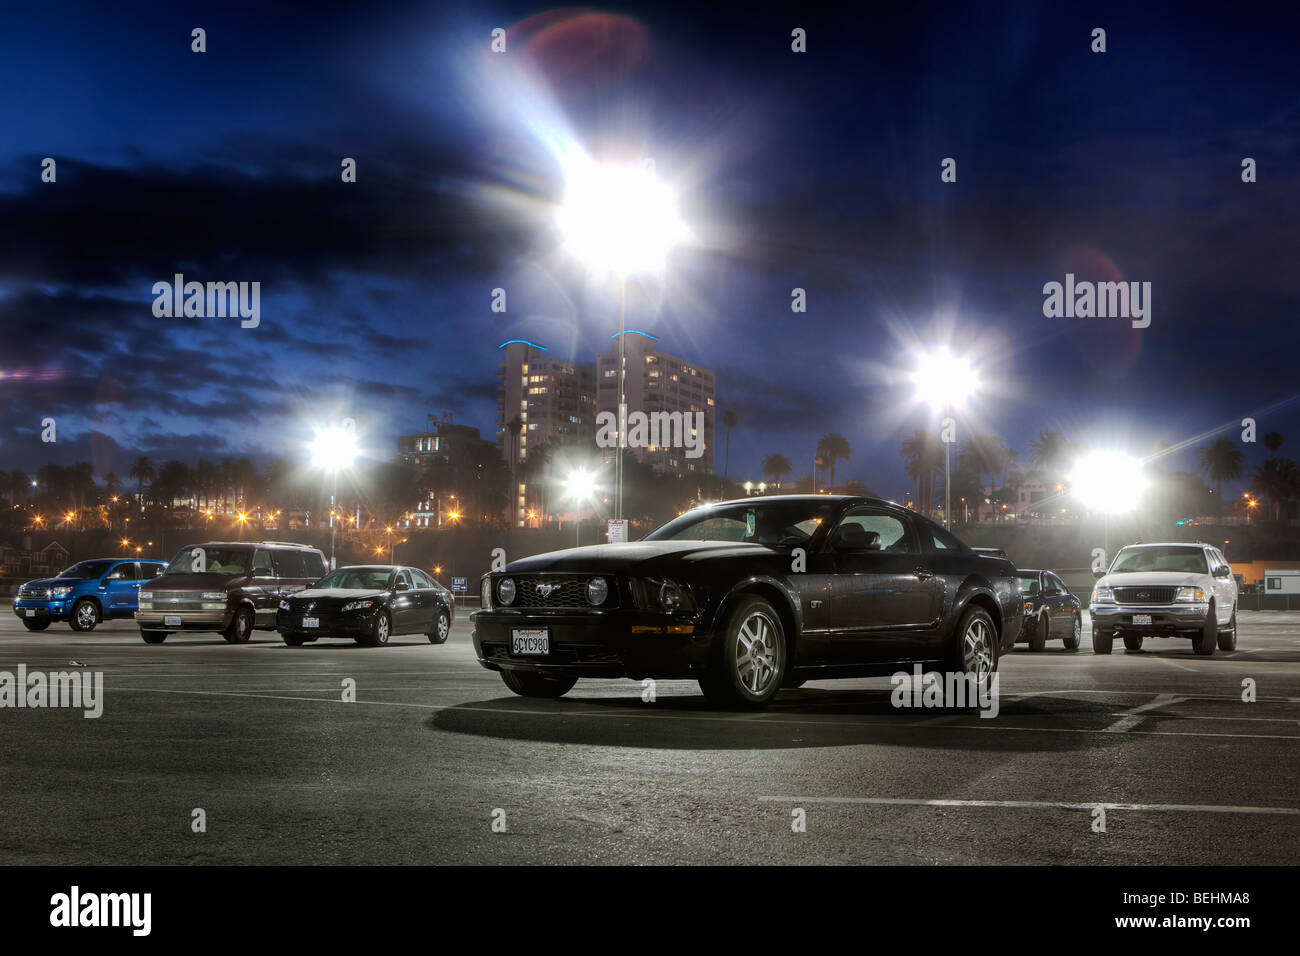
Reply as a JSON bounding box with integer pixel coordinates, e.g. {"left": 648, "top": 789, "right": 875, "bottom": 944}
{"left": 1104, "top": 694, "right": 1187, "bottom": 733}
{"left": 757, "top": 796, "right": 1300, "bottom": 815}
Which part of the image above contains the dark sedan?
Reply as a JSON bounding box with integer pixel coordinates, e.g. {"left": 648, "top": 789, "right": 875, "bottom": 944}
{"left": 277, "top": 565, "right": 454, "bottom": 647}
{"left": 471, "top": 495, "right": 1022, "bottom": 708}
{"left": 1016, "top": 569, "right": 1083, "bottom": 651}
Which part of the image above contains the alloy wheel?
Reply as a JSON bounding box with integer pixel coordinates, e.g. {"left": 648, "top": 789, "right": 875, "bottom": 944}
{"left": 734, "top": 611, "right": 780, "bottom": 695}
{"left": 962, "top": 618, "right": 994, "bottom": 685}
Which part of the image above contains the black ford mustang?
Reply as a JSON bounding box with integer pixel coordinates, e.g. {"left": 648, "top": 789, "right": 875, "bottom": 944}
{"left": 278, "top": 565, "right": 454, "bottom": 647}
{"left": 472, "top": 495, "right": 1022, "bottom": 708}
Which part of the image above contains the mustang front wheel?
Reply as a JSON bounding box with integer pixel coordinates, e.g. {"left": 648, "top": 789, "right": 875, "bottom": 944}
{"left": 499, "top": 670, "right": 578, "bottom": 698}
{"left": 699, "top": 596, "right": 786, "bottom": 710}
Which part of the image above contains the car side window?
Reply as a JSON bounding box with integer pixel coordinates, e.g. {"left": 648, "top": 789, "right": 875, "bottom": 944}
{"left": 411, "top": 569, "right": 435, "bottom": 589}
{"left": 302, "top": 551, "right": 327, "bottom": 578}
{"left": 251, "top": 550, "right": 275, "bottom": 576}
{"left": 1048, "top": 573, "right": 1067, "bottom": 593}
{"left": 397, "top": 570, "right": 414, "bottom": 590}
{"left": 106, "top": 563, "right": 131, "bottom": 580}
{"left": 272, "top": 550, "right": 307, "bottom": 579}
{"left": 831, "top": 508, "right": 915, "bottom": 553}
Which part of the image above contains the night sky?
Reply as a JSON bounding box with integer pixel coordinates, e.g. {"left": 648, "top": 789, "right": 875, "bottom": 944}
{"left": 1, "top": 0, "right": 1296, "bottom": 498}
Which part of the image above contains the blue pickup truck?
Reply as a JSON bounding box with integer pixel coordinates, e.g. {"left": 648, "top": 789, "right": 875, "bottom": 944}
{"left": 13, "top": 558, "right": 166, "bottom": 632}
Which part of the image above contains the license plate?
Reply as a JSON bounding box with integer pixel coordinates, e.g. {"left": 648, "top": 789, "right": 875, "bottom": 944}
{"left": 511, "top": 628, "right": 549, "bottom": 655}
{"left": 164, "top": 615, "right": 182, "bottom": 627}
{"left": 24, "top": 609, "right": 34, "bottom": 617}
{"left": 1132, "top": 614, "right": 1152, "bottom": 625}
{"left": 303, "top": 617, "right": 319, "bottom": 629}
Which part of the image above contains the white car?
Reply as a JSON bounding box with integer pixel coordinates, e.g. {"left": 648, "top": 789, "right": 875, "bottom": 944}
{"left": 1089, "top": 542, "right": 1238, "bottom": 656}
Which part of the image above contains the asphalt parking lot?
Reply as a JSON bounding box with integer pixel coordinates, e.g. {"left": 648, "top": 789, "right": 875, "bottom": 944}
{"left": 2, "top": 609, "right": 1296, "bottom": 865}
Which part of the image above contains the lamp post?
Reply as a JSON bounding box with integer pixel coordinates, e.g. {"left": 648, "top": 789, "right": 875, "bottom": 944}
{"left": 557, "top": 162, "right": 688, "bottom": 522}
{"left": 311, "top": 424, "right": 359, "bottom": 571}
{"left": 564, "top": 468, "right": 599, "bottom": 547}
{"left": 912, "top": 348, "right": 980, "bottom": 530}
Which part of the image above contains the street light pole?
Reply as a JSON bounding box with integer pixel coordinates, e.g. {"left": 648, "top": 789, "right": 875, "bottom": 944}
{"left": 944, "top": 403, "right": 952, "bottom": 531}
{"left": 329, "top": 470, "right": 338, "bottom": 571}
{"left": 616, "top": 278, "right": 626, "bottom": 522}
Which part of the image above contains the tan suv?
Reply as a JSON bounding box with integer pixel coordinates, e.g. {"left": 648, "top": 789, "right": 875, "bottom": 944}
{"left": 136, "top": 541, "right": 327, "bottom": 644}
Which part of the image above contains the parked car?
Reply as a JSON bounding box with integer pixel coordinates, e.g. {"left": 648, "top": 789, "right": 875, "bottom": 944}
{"left": 12, "top": 558, "right": 166, "bottom": 631}
{"left": 1090, "top": 542, "right": 1238, "bottom": 655}
{"left": 471, "top": 495, "right": 1023, "bottom": 708}
{"left": 277, "top": 565, "right": 454, "bottom": 646}
{"left": 1016, "top": 569, "right": 1082, "bottom": 651}
{"left": 136, "top": 541, "right": 327, "bottom": 644}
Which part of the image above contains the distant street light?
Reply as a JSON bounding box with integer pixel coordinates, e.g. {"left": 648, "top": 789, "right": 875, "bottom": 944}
{"left": 557, "top": 161, "right": 689, "bottom": 521}
{"left": 1070, "top": 451, "right": 1148, "bottom": 552}
{"left": 564, "top": 468, "right": 600, "bottom": 547}
{"left": 311, "top": 423, "right": 359, "bottom": 570}
{"left": 912, "top": 347, "right": 981, "bottom": 530}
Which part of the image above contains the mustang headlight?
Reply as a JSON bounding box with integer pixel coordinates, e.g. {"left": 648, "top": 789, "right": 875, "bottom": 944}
{"left": 51, "top": 586, "right": 73, "bottom": 598}
{"left": 586, "top": 577, "right": 609, "bottom": 606}
{"left": 634, "top": 578, "right": 695, "bottom": 614}
{"left": 497, "top": 578, "right": 516, "bottom": 605}
{"left": 341, "top": 599, "right": 376, "bottom": 613}
{"left": 1175, "top": 586, "right": 1206, "bottom": 602}
{"left": 1092, "top": 585, "right": 1115, "bottom": 604}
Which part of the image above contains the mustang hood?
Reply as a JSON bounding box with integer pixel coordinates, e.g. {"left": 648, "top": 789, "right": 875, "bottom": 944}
{"left": 506, "top": 541, "right": 780, "bottom": 573}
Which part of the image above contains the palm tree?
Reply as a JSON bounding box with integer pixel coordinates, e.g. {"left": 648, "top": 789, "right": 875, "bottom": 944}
{"left": 1195, "top": 437, "right": 1244, "bottom": 520}
{"left": 1250, "top": 457, "right": 1300, "bottom": 521}
{"left": 1264, "top": 432, "right": 1284, "bottom": 457}
{"left": 816, "top": 433, "right": 851, "bottom": 493}
{"left": 900, "top": 429, "right": 943, "bottom": 516}
{"left": 722, "top": 410, "right": 739, "bottom": 479}
{"left": 1028, "top": 430, "right": 1076, "bottom": 481}
{"left": 761, "top": 453, "right": 792, "bottom": 488}
{"left": 128, "top": 457, "right": 155, "bottom": 511}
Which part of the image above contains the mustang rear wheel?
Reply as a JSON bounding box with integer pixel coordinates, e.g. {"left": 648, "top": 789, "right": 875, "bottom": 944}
{"left": 948, "top": 605, "right": 998, "bottom": 696}
{"left": 699, "top": 596, "right": 786, "bottom": 710}
{"left": 499, "top": 669, "right": 578, "bottom": 698}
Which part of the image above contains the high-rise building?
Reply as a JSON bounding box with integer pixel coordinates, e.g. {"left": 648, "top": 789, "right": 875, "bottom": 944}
{"left": 596, "top": 330, "right": 716, "bottom": 477}
{"left": 496, "top": 340, "right": 597, "bottom": 526}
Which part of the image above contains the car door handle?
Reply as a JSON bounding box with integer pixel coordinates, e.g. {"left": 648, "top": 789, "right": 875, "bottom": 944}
{"left": 913, "top": 568, "right": 933, "bottom": 580}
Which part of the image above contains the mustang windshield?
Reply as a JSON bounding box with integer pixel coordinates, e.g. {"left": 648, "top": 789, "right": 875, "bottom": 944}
{"left": 647, "top": 500, "right": 838, "bottom": 546}
{"left": 1109, "top": 546, "right": 1208, "bottom": 575}
{"left": 315, "top": 569, "right": 392, "bottom": 590}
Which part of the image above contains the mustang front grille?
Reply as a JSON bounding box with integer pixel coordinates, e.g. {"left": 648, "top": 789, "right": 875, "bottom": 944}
{"left": 507, "top": 575, "right": 618, "bottom": 610}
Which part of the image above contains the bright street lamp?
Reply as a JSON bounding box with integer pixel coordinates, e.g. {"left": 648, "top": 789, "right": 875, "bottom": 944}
{"left": 564, "top": 468, "right": 600, "bottom": 547}
{"left": 1070, "top": 451, "right": 1149, "bottom": 552}
{"left": 912, "top": 347, "right": 981, "bottom": 529}
{"left": 311, "top": 424, "right": 359, "bottom": 570}
{"left": 557, "top": 162, "right": 688, "bottom": 522}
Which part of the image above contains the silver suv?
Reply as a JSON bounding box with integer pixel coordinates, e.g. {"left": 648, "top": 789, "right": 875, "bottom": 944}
{"left": 1090, "top": 542, "right": 1238, "bottom": 656}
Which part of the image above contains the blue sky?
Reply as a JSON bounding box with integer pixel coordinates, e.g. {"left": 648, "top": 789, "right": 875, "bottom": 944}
{"left": 1, "top": 0, "right": 1297, "bottom": 497}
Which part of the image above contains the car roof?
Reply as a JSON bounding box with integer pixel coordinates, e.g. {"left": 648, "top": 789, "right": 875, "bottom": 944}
{"left": 1117, "top": 542, "right": 1210, "bottom": 549}
{"left": 332, "top": 565, "right": 401, "bottom": 572}
{"left": 698, "top": 494, "right": 908, "bottom": 510}
{"left": 177, "top": 541, "right": 321, "bottom": 550}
